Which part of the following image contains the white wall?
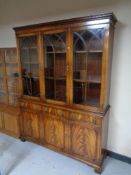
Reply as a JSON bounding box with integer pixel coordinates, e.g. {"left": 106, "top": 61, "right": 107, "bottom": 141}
{"left": 0, "top": 0, "right": 131, "bottom": 157}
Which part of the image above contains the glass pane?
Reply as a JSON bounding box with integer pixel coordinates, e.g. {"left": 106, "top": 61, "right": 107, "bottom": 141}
{"left": 19, "top": 36, "right": 40, "bottom": 97}
{"left": 0, "top": 52, "right": 5, "bottom": 77}
{"left": 6, "top": 64, "right": 18, "bottom": 77}
{"left": 0, "top": 78, "right": 6, "bottom": 93}
{"left": 5, "top": 49, "right": 17, "bottom": 63}
{"left": 0, "top": 77, "right": 7, "bottom": 104}
{"left": 7, "top": 79, "right": 19, "bottom": 94}
{"left": 8, "top": 94, "right": 19, "bottom": 106}
{"left": 0, "top": 50, "right": 7, "bottom": 104}
{"left": 43, "top": 32, "right": 66, "bottom": 102}
{"left": 73, "top": 28, "right": 105, "bottom": 106}
{"left": 0, "top": 63, "right": 5, "bottom": 77}
{"left": 0, "top": 92, "right": 8, "bottom": 104}
{"left": 5, "top": 49, "right": 20, "bottom": 106}
{"left": 55, "top": 80, "right": 66, "bottom": 101}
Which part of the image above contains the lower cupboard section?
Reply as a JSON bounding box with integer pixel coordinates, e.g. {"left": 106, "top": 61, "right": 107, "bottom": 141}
{"left": 20, "top": 107, "right": 104, "bottom": 168}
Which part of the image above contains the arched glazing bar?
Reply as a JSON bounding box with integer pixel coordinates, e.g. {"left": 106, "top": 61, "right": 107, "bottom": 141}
{"left": 43, "top": 32, "right": 66, "bottom": 102}
{"left": 73, "top": 27, "right": 106, "bottom": 106}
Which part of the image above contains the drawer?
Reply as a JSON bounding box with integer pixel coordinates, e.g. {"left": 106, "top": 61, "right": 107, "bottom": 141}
{"left": 20, "top": 101, "right": 42, "bottom": 111}
{"left": 42, "top": 106, "right": 68, "bottom": 120}
{"left": 69, "top": 112, "right": 101, "bottom": 125}
{"left": 20, "top": 101, "right": 30, "bottom": 108}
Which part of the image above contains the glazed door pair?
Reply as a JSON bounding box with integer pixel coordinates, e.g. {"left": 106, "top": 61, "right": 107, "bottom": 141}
{"left": 19, "top": 31, "right": 67, "bottom": 102}
{"left": 19, "top": 24, "right": 107, "bottom": 107}
{"left": 43, "top": 25, "right": 107, "bottom": 108}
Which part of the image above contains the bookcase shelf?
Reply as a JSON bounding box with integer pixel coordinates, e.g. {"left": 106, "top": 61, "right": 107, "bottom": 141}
{"left": 22, "top": 62, "right": 39, "bottom": 64}
{"left": 46, "top": 51, "right": 66, "bottom": 54}
{"left": 75, "top": 50, "right": 102, "bottom": 53}
{"left": 73, "top": 78, "right": 101, "bottom": 83}
{"left": 46, "top": 76, "right": 66, "bottom": 80}
{"left": 6, "top": 62, "right": 18, "bottom": 64}
{"left": 21, "top": 46, "right": 37, "bottom": 50}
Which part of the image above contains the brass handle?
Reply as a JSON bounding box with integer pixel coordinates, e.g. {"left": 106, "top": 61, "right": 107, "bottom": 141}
{"left": 93, "top": 118, "right": 97, "bottom": 125}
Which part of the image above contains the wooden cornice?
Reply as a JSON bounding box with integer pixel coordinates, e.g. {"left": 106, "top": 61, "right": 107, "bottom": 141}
{"left": 13, "top": 13, "right": 117, "bottom": 33}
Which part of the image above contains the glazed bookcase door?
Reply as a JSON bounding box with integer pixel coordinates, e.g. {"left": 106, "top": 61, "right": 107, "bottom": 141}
{"left": 43, "top": 31, "right": 67, "bottom": 103}
{"left": 19, "top": 35, "right": 40, "bottom": 97}
{"left": 4, "top": 48, "right": 19, "bottom": 106}
{"left": 72, "top": 26, "right": 107, "bottom": 107}
{"left": 0, "top": 49, "right": 8, "bottom": 104}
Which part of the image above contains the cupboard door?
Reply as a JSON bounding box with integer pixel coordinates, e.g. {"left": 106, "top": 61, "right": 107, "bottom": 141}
{"left": 44, "top": 114, "right": 65, "bottom": 150}
{"left": 19, "top": 36, "right": 40, "bottom": 97}
{"left": 70, "top": 122, "right": 99, "bottom": 161}
{"left": 3, "top": 113, "right": 19, "bottom": 136}
{"left": 72, "top": 26, "right": 106, "bottom": 107}
{"left": 43, "top": 31, "right": 67, "bottom": 102}
{"left": 22, "top": 111, "right": 40, "bottom": 140}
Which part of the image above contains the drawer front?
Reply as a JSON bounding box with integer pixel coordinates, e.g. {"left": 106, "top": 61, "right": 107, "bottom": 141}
{"left": 42, "top": 106, "right": 68, "bottom": 121}
{"left": 20, "top": 101, "right": 30, "bottom": 108}
{"left": 69, "top": 112, "right": 101, "bottom": 126}
{"left": 20, "top": 101, "right": 42, "bottom": 111}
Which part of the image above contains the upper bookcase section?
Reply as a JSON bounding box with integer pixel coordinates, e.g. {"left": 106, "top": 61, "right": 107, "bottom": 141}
{"left": 14, "top": 13, "right": 117, "bottom": 35}
{"left": 14, "top": 13, "right": 117, "bottom": 112}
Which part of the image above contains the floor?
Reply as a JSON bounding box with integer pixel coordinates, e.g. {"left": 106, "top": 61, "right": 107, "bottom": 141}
{"left": 0, "top": 133, "right": 131, "bottom": 175}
